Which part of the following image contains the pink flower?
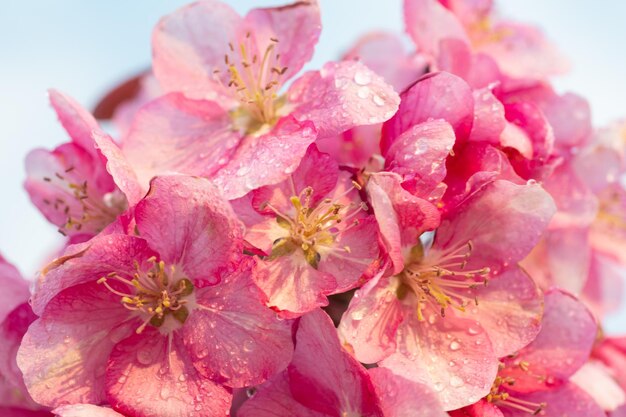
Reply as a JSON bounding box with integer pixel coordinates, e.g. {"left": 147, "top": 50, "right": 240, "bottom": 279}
{"left": 403, "top": 0, "right": 569, "bottom": 81}
{"left": 340, "top": 179, "right": 554, "bottom": 410}
{"left": 18, "top": 176, "right": 293, "bottom": 417}
{"left": 96, "top": 0, "right": 400, "bottom": 201}
{"left": 54, "top": 404, "right": 124, "bottom": 417}
{"left": 238, "top": 308, "right": 447, "bottom": 417}
{"left": 233, "top": 145, "right": 380, "bottom": 317}
{"left": 451, "top": 290, "right": 603, "bottom": 417}
{"left": 24, "top": 90, "right": 128, "bottom": 240}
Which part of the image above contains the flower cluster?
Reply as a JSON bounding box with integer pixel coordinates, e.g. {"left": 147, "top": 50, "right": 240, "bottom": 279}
{"left": 3, "top": 0, "right": 626, "bottom": 416}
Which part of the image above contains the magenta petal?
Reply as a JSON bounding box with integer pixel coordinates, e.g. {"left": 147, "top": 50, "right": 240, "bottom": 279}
{"left": 501, "top": 290, "right": 597, "bottom": 393}
{"left": 468, "top": 267, "right": 543, "bottom": 357}
{"left": 124, "top": 94, "right": 241, "bottom": 187}
{"left": 152, "top": 0, "right": 241, "bottom": 102}
{"left": 468, "top": 88, "right": 505, "bottom": 143}
{"left": 211, "top": 116, "right": 317, "bottom": 200}
{"left": 183, "top": 263, "right": 293, "bottom": 387}
{"left": 289, "top": 61, "right": 400, "bottom": 139}
{"left": 449, "top": 400, "right": 504, "bottom": 417}
{"left": 339, "top": 276, "right": 404, "bottom": 364}
{"left": 106, "top": 329, "right": 230, "bottom": 417}
{"left": 288, "top": 309, "right": 384, "bottom": 416}
{"left": 0, "top": 258, "right": 29, "bottom": 323}
{"left": 48, "top": 89, "right": 101, "bottom": 157}
{"left": 500, "top": 383, "right": 604, "bottom": 417}
{"left": 238, "top": 372, "right": 327, "bottom": 417}
{"left": 243, "top": 1, "right": 321, "bottom": 84}
{"left": 135, "top": 176, "right": 243, "bottom": 286}
{"left": 381, "top": 72, "right": 473, "bottom": 154}
{"left": 369, "top": 366, "right": 447, "bottom": 417}
{"left": 17, "top": 282, "right": 135, "bottom": 407}
{"left": 53, "top": 405, "right": 125, "bottom": 417}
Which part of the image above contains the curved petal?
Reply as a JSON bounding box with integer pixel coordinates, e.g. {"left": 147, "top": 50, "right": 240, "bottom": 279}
{"left": 501, "top": 290, "right": 597, "bottom": 393}
{"left": 468, "top": 88, "right": 505, "bottom": 143}
{"left": 500, "top": 383, "right": 604, "bottom": 417}
{"left": 183, "top": 263, "right": 293, "bottom": 387}
{"left": 135, "top": 175, "right": 244, "bottom": 287}
{"left": 0, "top": 258, "right": 29, "bottom": 323}
{"left": 105, "top": 329, "right": 230, "bottom": 417}
{"left": 53, "top": 404, "right": 125, "bottom": 417}
{"left": 448, "top": 400, "right": 504, "bottom": 417}
{"left": 289, "top": 61, "right": 400, "bottom": 139}
{"left": 338, "top": 275, "right": 404, "bottom": 364}
{"left": 571, "top": 361, "right": 626, "bottom": 412}
{"left": 369, "top": 365, "right": 447, "bottom": 417}
{"left": 48, "top": 89, "right": 101, "bottom": 157}
{"left": 17, "top": 282, "right": 136, "bottom": 407}
{"left": 381, "top": 72, "right": 473, "bottom": 154}
{"left": 211, "top": 116, "right": 317, "bottom": 200}
{"left": 152, "top": 0, "right": 242, "bottom": 102}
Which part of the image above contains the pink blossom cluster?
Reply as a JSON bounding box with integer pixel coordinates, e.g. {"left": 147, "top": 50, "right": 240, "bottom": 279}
{"left": 3, "top": 0, "right": 626, "bottom": 416}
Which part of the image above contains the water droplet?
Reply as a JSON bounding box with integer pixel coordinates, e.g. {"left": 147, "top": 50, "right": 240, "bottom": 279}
{"left": 354, "top": 71, "right": 371, "bottom": 86}
{"left": 449, "top": 341, "right": 461, "bottom": 351}
{"left": 236, "top": 166, "right": 251, "bottom": 177}
{"left": 372, "top": 94, "right": 385, "bottom": 106}
{"left": 433, "top": 381, "right": 444, "bottom": 392}
{"left": 136, "top": 349, "right": 153, "bottom": 365}
{"left": 526, "top": 179, "right": 537, "bottom": 186}
{"left": 450, "top": 376, "right": 465, "bottom": 387}
{"left": 160, "top": 386, "right": 171, "bottom": 400}
{"left": 243, "top": 339, "right": 255, "bottom": 352}
{"left": 357, "top": 86, "right": 370, "bottom": 99}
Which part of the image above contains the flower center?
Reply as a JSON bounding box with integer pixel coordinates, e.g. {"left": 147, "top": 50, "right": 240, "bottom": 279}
{"left": 263, "top": 183, "right": 368, "bottom": 269}
{"left": 220, "top": 33, "right": 288, "bottom": 132}
{"left": 97, "top": 257, "right": 194, "bottom": 334}
{"left": 397, "top": 240, "right": 490, "bottom": 321}
{"left": 487, "top": 362, "right": 547, "bottom": 415}
{"left": 42, "top": 169, "right": 127, "bottom": 236}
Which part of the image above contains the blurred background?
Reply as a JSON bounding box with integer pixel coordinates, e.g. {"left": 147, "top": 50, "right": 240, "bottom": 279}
{"left": 1, "top": 0, "right": 625, "bottom": 330}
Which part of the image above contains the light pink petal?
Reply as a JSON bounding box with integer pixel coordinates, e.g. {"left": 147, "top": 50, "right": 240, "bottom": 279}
{"left": 211, "top": 116, "right": 317, "bottom": 200}
{"left": 367, "top": 172, "right": 440, "bottom": 273}
{"left": 466, "top": 267, "right": 543, "bottom": 357}
{"left": 152, "top": 0, "right": 241, "bottom": 102}
{"left": 403, "top": 0, "right": 469, "bottom": 59}
{"left": 243, "top": 1, "right": 321, "bottom": 83}
{"left": 253, "top": 254, "right": 336, "bottom": 317}
{"left": 54, "top": 404, "right": 125, "bottom": 417}
{"left": 583, "top": 251, "right": 625, "bottom": 319}
{"left": 441, "top": 0, "right": 492, "bottom": 25}
{"left": 238, "top": 372, "right": 328, "bottom": 417}
{"left": 468, "top": 88, "right": 505, "bottom": 143}
{"left": 0, "top": 258, "right": 29, "bottom": 323}
{"left": 17, "top": 282, "right": 136, "bottom": 407}
{"left": 183, "top": 262, "right": 293, "bottom": 387}
{"left": 543, "top": 163, "right": 598, "bottom": 228}
{"left": 316, "top": 124, "right": 382, "bottom": 168}
{"left": 48, "top": 89, "right": 100, "bottom": 156}
{"left": 135, "top": 176, "right": 243, "bottom": 287}
{"left": 106, "top": 329, "right": 230, "bottom": 417}
{"left": 594, "top": 337, "right": 626, "bottom": 394}
{"left": 500, "top": 383, "right": 603, "bottom": 417}
{"left": 369, "top": 366, "right": 447, "bottom": 417}
{"left": 499, "top": 121, "right": 533, "bottom": 159}
{"left": 437, "top": 40, "right": 502, "bottom": 89}
{"left": 502, "top": 101, "right": 554, "bottom": 160}
{"left": 434, "top": 180, "right": 556, "bottom": 274}
{"left": 381, "top": 72, "right": 473, "bottom": 154}
{"left": 571, "top": 361, "right": 626, "bottom": 412}
{"left": 288, "top": 309, "right": 384, "bottom": 416}
{"left": 31, "top": 234, "right": 156, "bottom": 315}
{"left": 501, "top": 290, "right": 597, "bottom": 393}
{"left": 289, "top": 61, "right": 400, "bottom": 139}
{"left": 384, "top": 119, "right": 455, "bottom": 197}
{"left": 338, "top": 276, "right": 404, "bottom": 364}
{"left": 448, "top": 400, "right": 504, "bottom": 417}
{"left": 343, "top": 31, "right": 428, "bottom": 92}
{"left": 380, "top": 308, "right": 499, "bottom": 411}
{"left": 123, "top": 93, "right": 241, "bottom": 188}
{"left": 541, "top": 92, "right": 592, "bottom": 149}
{"left": 92, "top": 131, "right": 145, "bottom": 206}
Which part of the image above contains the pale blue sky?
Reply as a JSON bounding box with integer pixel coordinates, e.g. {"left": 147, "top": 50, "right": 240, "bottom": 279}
{"left": 1, "top": 1, "right": 625, "bottom": 330}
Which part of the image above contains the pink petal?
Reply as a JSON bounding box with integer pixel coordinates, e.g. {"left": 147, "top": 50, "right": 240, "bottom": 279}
{"left": 502, "top": 101, "right": 554, "bottom": 160}
{"left": 289, "top": 61, "right": 400, "bottom": 139}
{"left": 343, "top": 31, "right": 428, "bottom": 92}
{"left": 499, "top": 121, "right": 533, "bottom": 159}
{"left": 380, "top": 309, "right": 499, "bottom": 411}
{"left": 367, "top": 172, "right": 440, "bottom": 273}
{"left": 243, "top": 1, "right": 321, "bottom": 84}
{"left": 0, "top": 258, "right": 29, "bottom": 323}
{"left": 381, "top": 72, "right": 473, "bottom": 154}
{"left": 238, "top": 372, "right": 327, "bottom": 417}
{"left": 437, "top": 40, "right": 502, "bottom": 89}
{"left": 384, "top": 119, "right": 455, "bottom": 197}
{"left": 338, "top": 276, "right": 404, "bottom": 364}
{"left": 54, "top": 404, "right": 125, "bottom": 417}
{"left": 288, "top": 309, "right": 384, "bottom": 416}
{"left": 134, "top": 176, "right": 244, "bottom": 287}
{"left": 211, "top": 116, "right": 317, "bottom": 200}
{"left": 501, "top": 290, "right": 597, "bottom": 393}
{"left": 571, "top": 361, "right": 626, "bottom": 412}
{"left": 123, "top": 93, "right": 241, "bottom": 188}
{"left": 152, "top": 0, "right": 242, "bottom": 102}
{"left": 403, "top": 0, "right": 469, "bottom": 59}
{"left": 448, "top": 400, "right": 504, "bottom": 417}
{"left": 468, "top": 88, "right": 505, "bottom": 143}
{"left": 466, "top": 267, "right": 543, "bottom": 357}
{"left": 500, "top": 383, "right": 604, "bottom": 417}
{"left": 31, "top": 234, "right": 156, "bottom": 315}
{"left": 583, "top": 252, "right": 625, "bottom": 319}
{"left": 0, "top": 408, "right": 51, "bottom": 417}
{"left": 106, "top": 329, "right": 230, "bottom": 417}
{"left": 183, "top": 261, "right": 294, "bottom": 387}
{"left": 540, "top": 92, "right": 592, "bottom": 149}
{"left": 435, "top": 180, "right": 556, "bottom": 274}
{"left": 48, "top": 89, "right": 101, "bottom": 157}
{"left": 369, "top": 366, "right": 447, "bottom": 417}
{"left": 17, "top": 282, "right": 136, "bottom": 407}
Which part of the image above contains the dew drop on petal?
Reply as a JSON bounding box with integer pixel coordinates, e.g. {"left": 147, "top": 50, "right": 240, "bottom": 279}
{"left": 449, "top": 341, "right": 461, "bottom": 351}
{"left": 354, "top": 71, "right": 371, "bottom": 86}
{"left": 450, "top": 376, "right": 465, "bottom": 387}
